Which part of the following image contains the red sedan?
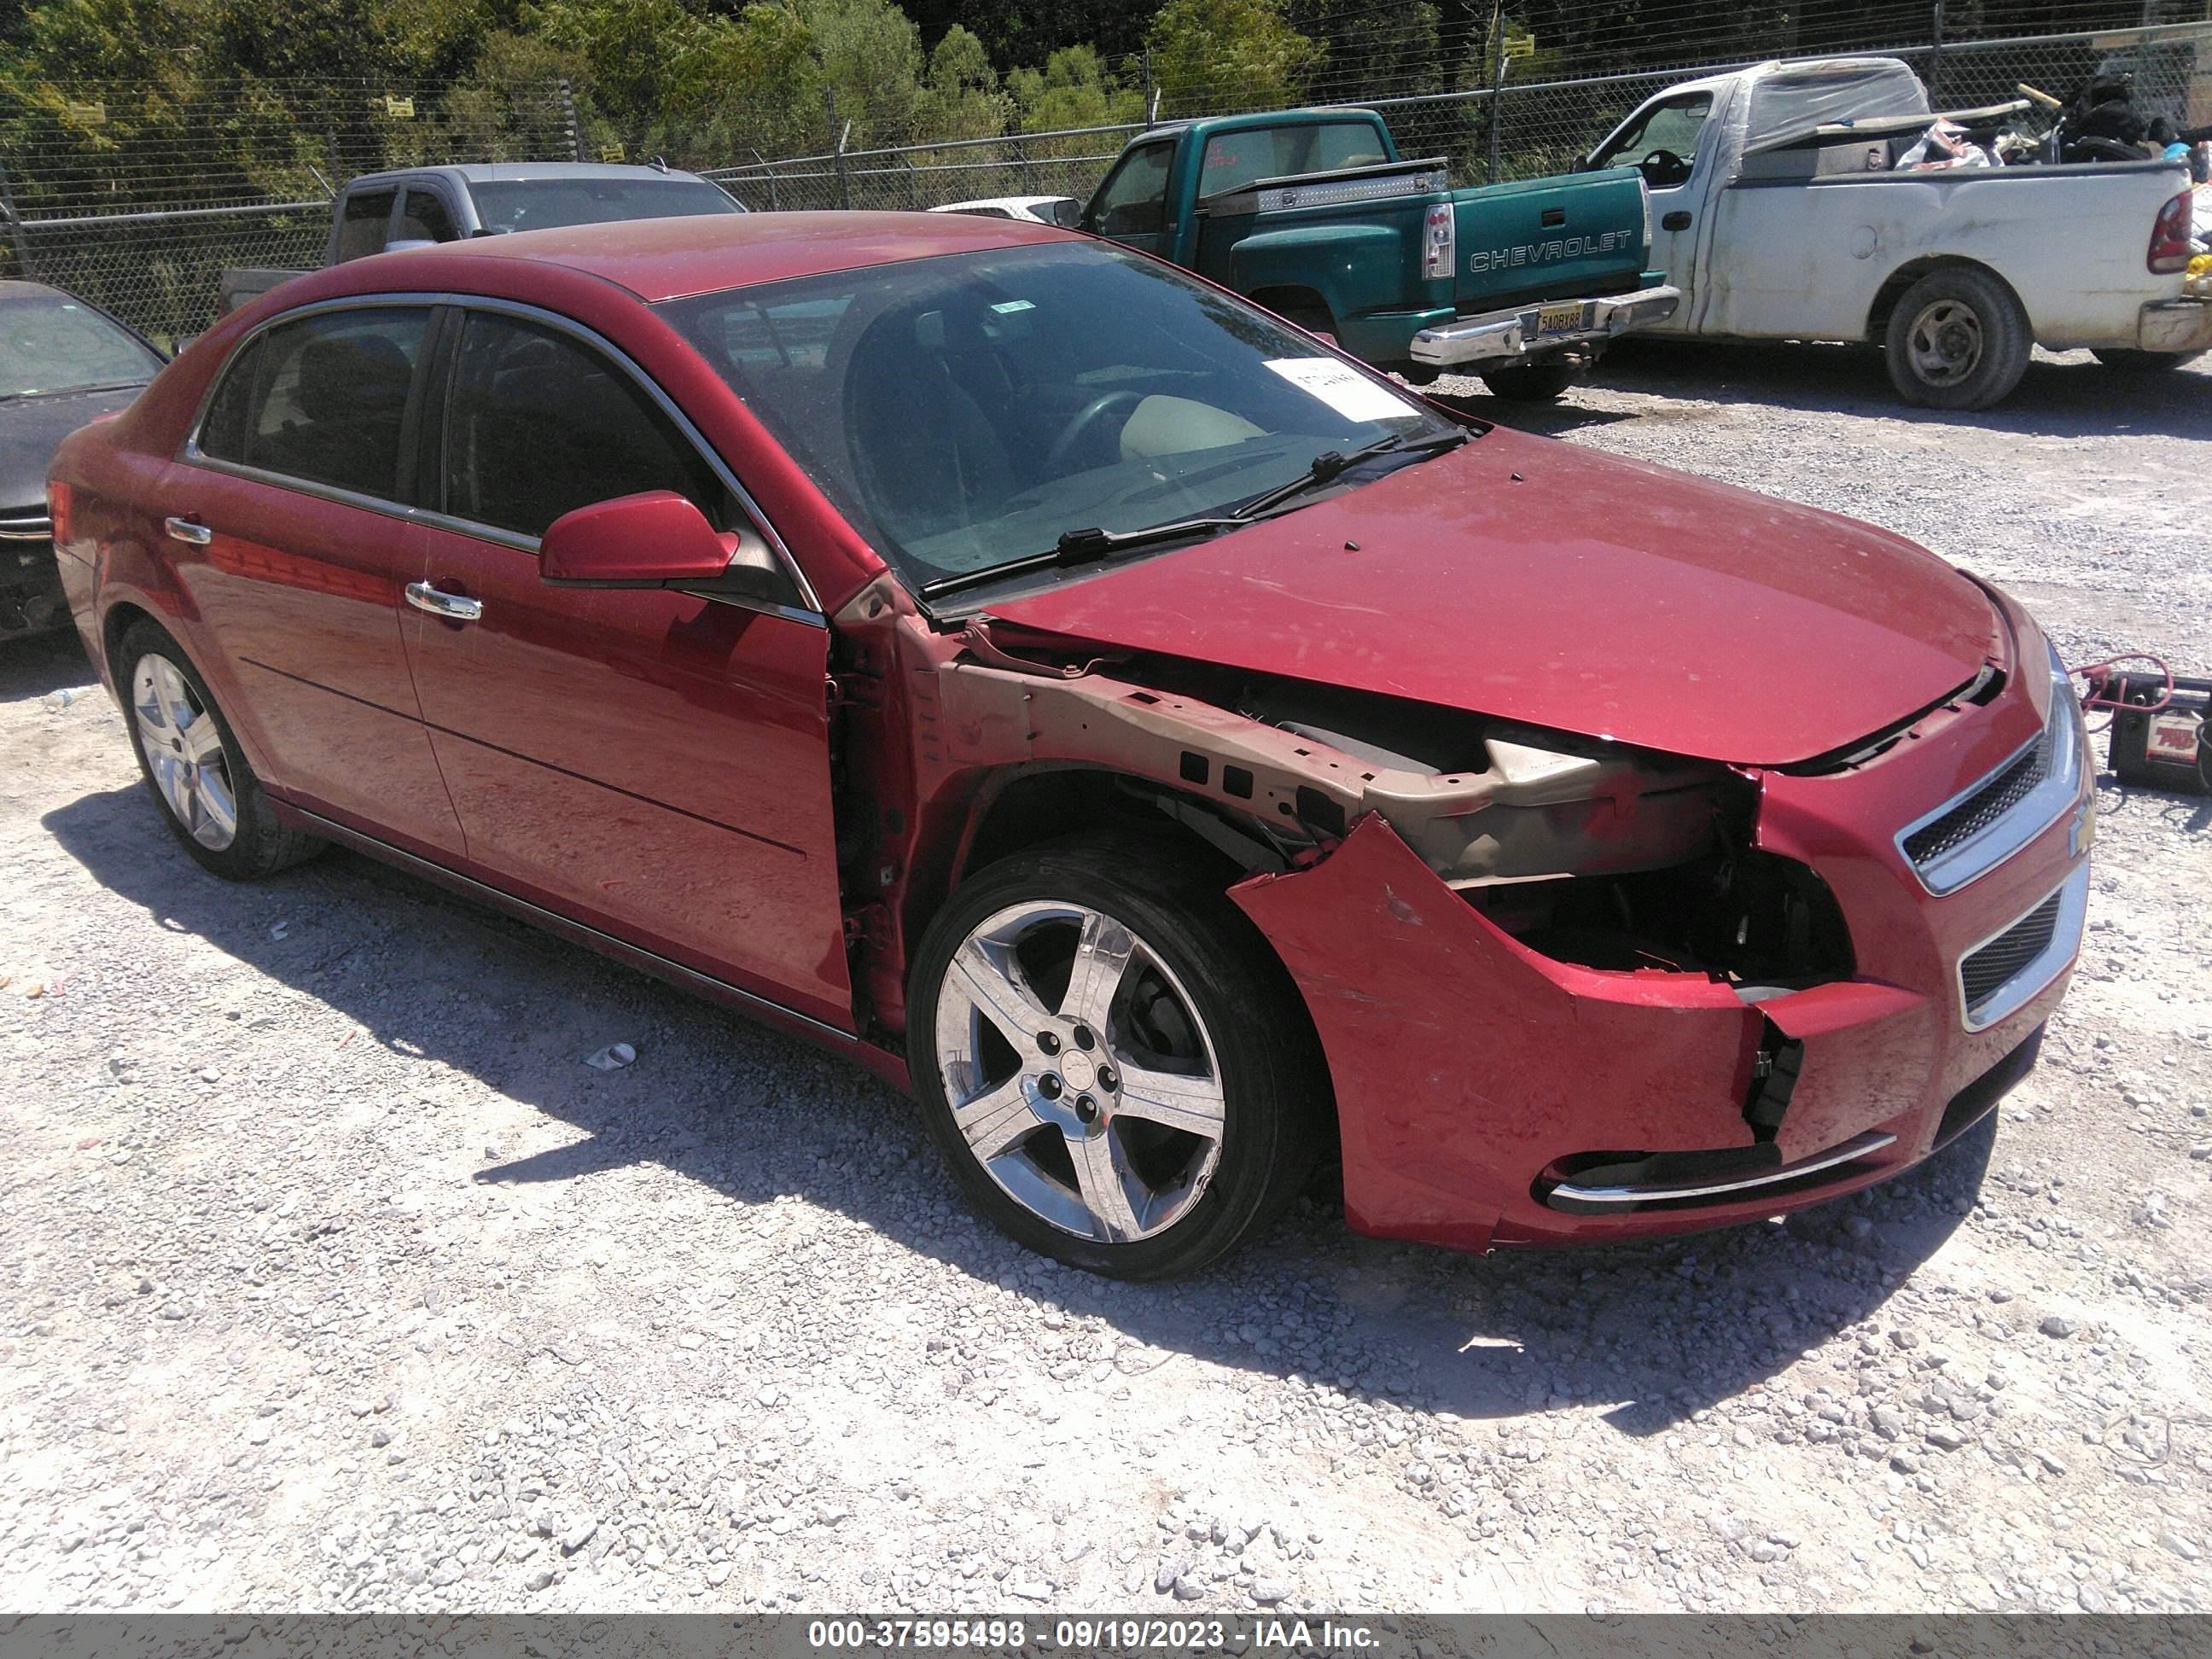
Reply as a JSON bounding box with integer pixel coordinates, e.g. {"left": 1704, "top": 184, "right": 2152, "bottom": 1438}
{"left": 49, "top": 213, "right": 2093, "bottom": 1278}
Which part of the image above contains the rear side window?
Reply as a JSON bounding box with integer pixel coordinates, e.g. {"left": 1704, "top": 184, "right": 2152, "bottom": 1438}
{"left": 396, "top": 188, "right": 458, "bottom": 243}
{"left": 334, "top": 189, "right": 396, "bottom": 261}
{"left": 442, "top": 312, "right": 725, "bottom": 541}
{"left": 195, "top": 309, "right": 428, "bottom": 502}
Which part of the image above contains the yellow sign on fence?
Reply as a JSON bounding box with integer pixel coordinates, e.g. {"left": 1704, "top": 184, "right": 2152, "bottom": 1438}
{"left": 384, "top": 96, "right": 416, "bottom": 119}
{"left": 1504, "top": 36, "right": 1536, "bottom": 58}
{"left": 600, "top": 143, "right": 626, "bottom": 163}
{"left": 64, "top": 101, "right": 107, "bottom": 125}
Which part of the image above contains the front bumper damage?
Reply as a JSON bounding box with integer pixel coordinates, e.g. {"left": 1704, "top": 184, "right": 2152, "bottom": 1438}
{"left": 0, "top": 512, "right": 67, "bottom": 638}
{"left": 1228, "top": 669, "right": 2093, "bottom": 1254}
{"left": 1408, "top": 284, "right": 1681, "bottom": 370}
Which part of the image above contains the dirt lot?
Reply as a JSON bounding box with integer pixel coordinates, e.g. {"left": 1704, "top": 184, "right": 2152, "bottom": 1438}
{"left": 2, "top": 341, "right": 2208, "bottom": 1617}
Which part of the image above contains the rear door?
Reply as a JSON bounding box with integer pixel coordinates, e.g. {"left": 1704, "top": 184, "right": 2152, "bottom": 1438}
{"left": 405, "top": 304, "right": 854, "bottom": 1028}
{"left": 174, "top": 301, "right": 464, "bottom": 855}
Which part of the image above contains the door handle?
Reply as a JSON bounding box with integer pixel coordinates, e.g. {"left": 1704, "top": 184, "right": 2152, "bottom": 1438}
{"left": 164, "top": 516, "right": 212, "bottom": 546}
{"left": 1662, "top": 211, "right": 1692, "bottom": 232}
{"left": 405, "top": 581, "right": 483, "bottom": 622}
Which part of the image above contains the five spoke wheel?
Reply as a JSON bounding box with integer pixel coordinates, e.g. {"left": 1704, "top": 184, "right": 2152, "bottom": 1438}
{"left": 131, "top": 651, "right": 238, "bottom": 850}
{"left": 934, "top": 899, "right": 1226, "bottom": 1245}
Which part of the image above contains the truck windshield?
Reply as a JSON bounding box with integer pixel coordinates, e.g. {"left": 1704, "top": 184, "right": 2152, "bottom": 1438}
{"left": 660, "top": 242, "right": 1455, "bottom": 592}
{"left": 0, "top": 292, "right": 163, "bottom": 399}
{"left": 467, "top": 177, "right": 742, "bottom": 235}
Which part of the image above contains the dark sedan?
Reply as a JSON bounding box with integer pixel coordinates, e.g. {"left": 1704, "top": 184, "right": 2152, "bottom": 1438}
{"left": 1, "top": 280, "right": 165, "bottom": 638}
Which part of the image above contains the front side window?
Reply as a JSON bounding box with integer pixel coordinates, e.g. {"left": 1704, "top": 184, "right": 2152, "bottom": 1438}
{"left": 442, "top": 312, "right": 725, "bottom": 540}
{"left": 464, "top": 177, "right": 740, "bottom": 236}
{"left": 1592, "top": 93, "right": 1714, "bottom": 177}
{"left": 1087, "top": 144, "right": 1173, "bottom": 237}
{"left": 1199, "top": 122, "right": 1389, "bottom": 198}
{"left": 334, "top": 189, "right": 396, "bottom": 261}
{"left": 662, "top": 242, "right": 1451, "bottom": 594}
{"left": 396, "top": 188, "right": 458, "bottom": 243}
{"left": 196, "top": 308, "right": 428, "bottom": 501}
{"left": 0, "top": 291, "right": 164, "bottom": 399}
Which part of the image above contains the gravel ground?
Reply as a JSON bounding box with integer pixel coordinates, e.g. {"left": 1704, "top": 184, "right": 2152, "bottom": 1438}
{"left": 3, "top": 340, "right": 2209, "bottom": 1618}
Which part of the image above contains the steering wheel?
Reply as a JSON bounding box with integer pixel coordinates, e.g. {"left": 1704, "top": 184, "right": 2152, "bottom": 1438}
{"left": 1639, "top": 148, "right": 1691, "bottom": 189}
{"left": 1045, "top": 390, "right": 1146, "bottom": 473}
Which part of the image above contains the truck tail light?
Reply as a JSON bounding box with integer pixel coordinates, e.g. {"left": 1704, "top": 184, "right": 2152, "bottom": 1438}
{"left": 1423, "top": 201, "right": 1455, "bottom": 282}
{"left": 2148, "top": 189, "right": 2193, "bottom": 273}
{"left": 47, "top": 479, "right": 72, "bottom": 546}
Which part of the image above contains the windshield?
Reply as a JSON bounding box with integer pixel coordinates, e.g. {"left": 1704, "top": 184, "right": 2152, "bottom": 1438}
{"left": 660, "top": 242, "right": 1450, "bottom": 591}
{"left": 0, "top": 293, "right": 163, "bottom": 399}
{"left": 467, "top": 177, "right": 742, "bottom": 235}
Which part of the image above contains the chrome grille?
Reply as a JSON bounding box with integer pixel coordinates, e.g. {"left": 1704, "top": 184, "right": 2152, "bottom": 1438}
{"left": 1903, "top": 725, "right": 2054, "bottom": 866}
{"left": 1959, "top": 887, "right": 2064, "bottom": 1017}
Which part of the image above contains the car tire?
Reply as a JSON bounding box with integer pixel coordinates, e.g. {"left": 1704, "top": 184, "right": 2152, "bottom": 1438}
{"left": 2089, "top": 346, "right": 2203, "bottom": 372}
{"left": 905, "top": 830, "right": 1330, "bottom": 1279}
{"left": 1883, "top": 266, "right": 2031, "bottom": 409}
{"left": 116, "top": 619, "right": 323, "bottom": 881}
{"left": 1481, "top": 362, "right": 1580, "bottom": 402}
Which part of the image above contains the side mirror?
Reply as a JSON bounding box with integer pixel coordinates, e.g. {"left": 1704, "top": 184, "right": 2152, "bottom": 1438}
{"left": 1051, "top": 197, "right": 1082, "bottom": 228}
{"left": 541, "top": 492, "right": 739, "bottom": 586}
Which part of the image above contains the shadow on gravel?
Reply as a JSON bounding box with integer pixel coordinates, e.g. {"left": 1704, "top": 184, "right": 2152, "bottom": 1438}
{"left": 1530, "top": 337, "right": 2212, "bottom": 443}
{"left": 47, "top": 780, "right": 1991, "bottom": 1441}
{"left": 0, "top": 628, "right": 92, "bottom": 701}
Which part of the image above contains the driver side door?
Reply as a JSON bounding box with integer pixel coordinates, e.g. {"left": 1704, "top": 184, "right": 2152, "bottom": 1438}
{"left": 1592, "top": 90, "right": 1715, "bottom": 332}
{"left": 1081, "top": 140, "right": 1178, "bottom": 261}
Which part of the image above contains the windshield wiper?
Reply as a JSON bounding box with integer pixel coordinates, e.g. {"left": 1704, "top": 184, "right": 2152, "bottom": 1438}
{"left": 917, "top": 515, "right": 1241, "bottom": 600}
{"left": 1228, "top": 426, "right": 1470, "bottom": 521}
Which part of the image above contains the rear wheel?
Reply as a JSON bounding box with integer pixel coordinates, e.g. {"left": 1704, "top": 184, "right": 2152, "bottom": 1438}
{"left": 906, "top": 833, "right": 1329, "bottom": 1278}
{"left": 116, "top": 620, "right": 323, "bottom": 881}
{"left": 1481, "top": 361, "right": 1580, "bottom": 402}
{"left": 2090, "top": 347, "right": 2202, "bottom": 372}
{"left": 1883, "top": 266, "right": 2030, "bottom": 409}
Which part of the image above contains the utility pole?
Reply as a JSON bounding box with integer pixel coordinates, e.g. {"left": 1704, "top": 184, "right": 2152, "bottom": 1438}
{"left": 1486, "top": 2, "right": 1508, "bottom": 186}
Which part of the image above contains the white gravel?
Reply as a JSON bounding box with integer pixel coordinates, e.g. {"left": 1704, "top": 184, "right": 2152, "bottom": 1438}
{"left": 3, "top": 338, "right": 2209, "bottom": 1616}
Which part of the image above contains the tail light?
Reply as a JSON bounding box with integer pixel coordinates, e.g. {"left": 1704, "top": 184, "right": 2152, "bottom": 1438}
{"left": 47, "top": 479, "right": 72, "bottom": 546}
{"left": 1422, "top": 201, "right": 1456, "bottom": 281}
{"left": 2148, "top": 189, "right": 2192, "bottom": 273}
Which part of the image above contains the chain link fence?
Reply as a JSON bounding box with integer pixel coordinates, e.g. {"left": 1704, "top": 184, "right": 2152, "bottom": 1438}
{"left": 6, "top": 5, "right": 2209, "bottom": 340}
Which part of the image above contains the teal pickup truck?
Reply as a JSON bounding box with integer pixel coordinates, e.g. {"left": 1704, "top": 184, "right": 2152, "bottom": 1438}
{"left": 1078, "top": 108, "right": 1679, "bottom": 399}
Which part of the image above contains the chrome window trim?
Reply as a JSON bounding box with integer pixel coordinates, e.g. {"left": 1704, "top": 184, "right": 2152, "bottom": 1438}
{"left": 178, "top": 289, "right": 825, "bottom": 623}
{"left": 1894, "top": 655, "right": 2087, "bottom": 897}
{"left": 1956, "top": 861, "right": 2090, "bottom": 1033}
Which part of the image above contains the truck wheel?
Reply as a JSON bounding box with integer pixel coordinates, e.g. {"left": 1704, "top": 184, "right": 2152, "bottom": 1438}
{"left": 2090, "top": 347, "right": 2203, "bottom": 372}
{"left": 906, "top": 831, "right": 1330, "bottom": 1280}
{"left": 1883, "top": 267, "right": 2030, "bottom": 410}
{"left": 115, "top": 619, "right": 324, "bottom": 881}
{"left": 1481, "top": 362, "right": 1580, "bottom": 402}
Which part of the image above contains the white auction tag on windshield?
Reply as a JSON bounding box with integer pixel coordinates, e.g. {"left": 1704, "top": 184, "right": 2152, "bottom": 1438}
{"left": 1264, "top": 357, "right": 1409, "bottom": 423}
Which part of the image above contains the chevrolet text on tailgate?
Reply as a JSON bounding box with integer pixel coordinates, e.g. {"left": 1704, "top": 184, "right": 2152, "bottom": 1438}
{"left": 52, "top": 212, "right": 2090, "bottom": 1279}
{"left": 1080, "top": 107, "right": 1680, "bottom": 400}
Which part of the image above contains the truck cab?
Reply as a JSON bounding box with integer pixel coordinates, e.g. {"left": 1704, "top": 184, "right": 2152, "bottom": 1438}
{"left": 1081, "top": 108, "right": 1679, "bottom": 399}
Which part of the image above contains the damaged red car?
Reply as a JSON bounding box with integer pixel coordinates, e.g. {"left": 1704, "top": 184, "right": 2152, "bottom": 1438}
{"left": 49, "top": 213, "right": 2094, "bottom": 1278}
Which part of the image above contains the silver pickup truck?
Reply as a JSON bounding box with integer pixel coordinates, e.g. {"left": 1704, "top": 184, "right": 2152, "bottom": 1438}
{"left": 1587, "top": 56, "right": 2209, "bottom": 406}
{"left": 218, "top": 162, "right": 746, "bottom": 316}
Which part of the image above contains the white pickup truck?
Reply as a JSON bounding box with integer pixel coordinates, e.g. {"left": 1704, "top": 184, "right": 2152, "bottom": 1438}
{"left": 1583, "top": 56, "right": 2209, "bottom": 407}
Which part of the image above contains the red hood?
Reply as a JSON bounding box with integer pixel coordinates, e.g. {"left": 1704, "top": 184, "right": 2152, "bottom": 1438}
{"left": 983, "top": 425, "right": 2000, "bottom": 766}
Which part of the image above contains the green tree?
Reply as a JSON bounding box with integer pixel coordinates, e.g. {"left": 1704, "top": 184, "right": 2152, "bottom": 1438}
{"left": 914, "top": 22, "right": 1010, "bottom": 141}
{"left": 1006, "top": 44, "right": 1144, "bottom": 134}
{"left": 1147, "top": 0, "right": 1320, "bottom": 117}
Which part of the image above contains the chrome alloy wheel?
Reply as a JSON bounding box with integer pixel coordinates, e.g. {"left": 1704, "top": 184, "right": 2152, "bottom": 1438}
{"left": 1904, "top": 298, "right": 1984, "bottom": 387}
{"left": 132, "top": 652, "right": 237, "bottom": 850}
{"left": 933, "top": 899, "right": 1226, "bottom": 1244}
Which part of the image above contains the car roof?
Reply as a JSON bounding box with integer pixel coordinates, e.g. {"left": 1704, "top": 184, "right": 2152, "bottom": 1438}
{"left": 346, "top": 209, "right": 1075, "bottom": 304}
{"left": 348, "top": 162, "right": 725, "bottom": 188}
{"left": 0, "top": 279, "right": 72, "bottom": 300}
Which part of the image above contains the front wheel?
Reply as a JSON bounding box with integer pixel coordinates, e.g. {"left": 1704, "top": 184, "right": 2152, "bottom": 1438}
{"left": 906, "top": 833, "right": 1330, "bottom": 1278}
{"left": 1883, "top": 266, "right": 2030, "bottom": 409}
{"left": 2090, "top": 347, "right": 2203, "bottom": 373}
{"left": 1481, "top": 361, "right": 1580, "bottom": 402}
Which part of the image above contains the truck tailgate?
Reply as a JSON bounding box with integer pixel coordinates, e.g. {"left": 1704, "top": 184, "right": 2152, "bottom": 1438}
{"left": 1452, "top": 168, "right": 1650, "bottom": 308}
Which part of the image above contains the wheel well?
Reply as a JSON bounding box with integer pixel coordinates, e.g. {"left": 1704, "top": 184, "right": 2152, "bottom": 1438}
{"left": 1866, "top": 256, "right": 2014, "bottom": 341}
{"left": 957, "top": 768, "right": 1262, "bottom": 890}
{"left": 1247, "top": 286, "right": 1333, "bottom": 329}
{"left": 101, "top": 599, "right": 154, "bottom": 676}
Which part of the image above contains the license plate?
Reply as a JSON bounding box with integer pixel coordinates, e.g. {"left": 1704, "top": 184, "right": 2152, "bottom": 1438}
{"left": 1536, "top": 301, "right": 1587, "bottom": 336}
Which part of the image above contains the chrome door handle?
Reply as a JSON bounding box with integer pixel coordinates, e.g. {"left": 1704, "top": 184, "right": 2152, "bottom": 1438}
{"left": 164, "top": 516, "right": 212, "bottom": 546}
{"left": 405, "top": 581, "right": 483, "bottom": 622}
